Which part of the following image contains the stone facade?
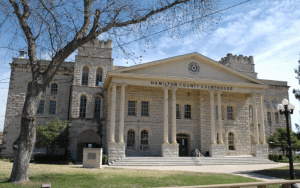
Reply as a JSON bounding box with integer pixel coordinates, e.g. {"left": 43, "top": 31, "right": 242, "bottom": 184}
{"left": 161, "top": 143, "right": 179, "bottom": 157}
{"left": 209, "top": 144, "right": 226, "bottom": 157}
{"left": 1, "top": 39, "right": 290, "bottom": 163}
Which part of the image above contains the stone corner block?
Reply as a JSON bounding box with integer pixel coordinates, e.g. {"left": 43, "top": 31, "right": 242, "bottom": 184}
{"left": 209, "top": 144, "right": 226, "bottom": 158}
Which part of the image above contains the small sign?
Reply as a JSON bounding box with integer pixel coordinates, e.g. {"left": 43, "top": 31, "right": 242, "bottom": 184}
{"left": 87, "top": 153, "right": 96, "bottom": 160}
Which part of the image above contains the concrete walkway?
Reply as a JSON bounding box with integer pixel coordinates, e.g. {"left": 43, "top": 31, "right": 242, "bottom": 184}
{"left": 105, "top": 163, "right": 291, "bottom": 182}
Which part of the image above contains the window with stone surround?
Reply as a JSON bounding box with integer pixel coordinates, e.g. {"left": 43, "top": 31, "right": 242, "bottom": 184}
{"left": 141, "top": 101, "right": 149, "bottom": 117}
{"left": 140, "top": 130, "right": 148, "bottom": 149}
{"left": 80, "top": 96, "right": 87, "bottom": 118}
{"left": 275, "top": 112, "right": 279, "bottom": 123}
{"left": 273, "top": 98, "right": 277, "bottom": 108}
{"left": 266, "top": 98, "right": 270, "bottom": 107}
{"left": 176, "top": 104, "right": 180, "bottom": 119}
{"left": 128, "top": 100, "right": 136, "bottom": 116}
{"left": 81, "top": 67, "right": 89, "bottom": 85}
{"left": 49, "top": 100, "right": 56, "bottom": 114}
{"left": 267, "top": 112, "right": 271, "bottom": 125}
{"left": 37, "top": 100, "right": 45, "bottom": 114}
{"left": 184, "top": 104, "right": 191, "bottom": 119}
{"left": 94, "top": 96, "right": 101, "bottom": 118}
{"left": 51, "top": 83, "right": 58, "bottom": 94}
{"left": 95, "top": 68, "right": 103, "bottom": 86}
{"left": 228, "top": 132, "right": 234, "bottom": 150}
{"left": 127, "top": 129, "right": 135, "bottom": 149}
{"left": 227, "top": 106, "right": 233, "bottom": 120}
{"left": 249, "top": 105, "right": 253, "bottom": 124}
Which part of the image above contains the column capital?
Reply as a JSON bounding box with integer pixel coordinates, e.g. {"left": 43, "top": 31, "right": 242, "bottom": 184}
{"left": 117, "top": 83, "right": 127, "bottom": 87}
{"left": 209, "top": 90, "right": 215, "bottom": 94}
{"left": 172, "top": 87, "right": 178, "bottom": 91}
{"left": 217, "top": 91, "right": 222, "bottom": 94}
{"left": 162, "top": 86, "right": 170, "bottom": 90}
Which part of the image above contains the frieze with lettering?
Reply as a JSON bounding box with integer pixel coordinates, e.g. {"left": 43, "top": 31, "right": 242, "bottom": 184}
{"left": 150, "top": 81, "right": 233, "bottom": 91}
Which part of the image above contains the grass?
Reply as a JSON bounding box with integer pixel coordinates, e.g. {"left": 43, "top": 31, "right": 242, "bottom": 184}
{"left": 0, "top": 161, "right": 262, "bottom": 188}
{"left": 252, "top": 164, "right": 300, "bottom": 180}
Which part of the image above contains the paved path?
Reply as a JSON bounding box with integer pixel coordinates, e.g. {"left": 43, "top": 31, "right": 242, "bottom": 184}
{"left": 105, "top": 163, "right": 291, "bottom": 182}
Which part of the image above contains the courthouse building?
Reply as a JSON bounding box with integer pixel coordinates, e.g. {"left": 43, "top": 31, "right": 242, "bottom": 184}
{"left": 1, "top": 39, "right": 289, "bottom": 163}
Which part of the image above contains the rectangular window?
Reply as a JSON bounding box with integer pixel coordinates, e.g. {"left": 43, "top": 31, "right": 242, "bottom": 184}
{"left": 267, "top": 112, "right": 272, "bottom": 125}
{"left": 37, "top": 100, "right": 45, "bottom": 114}
{"left": 141, "top": 101, "right": 149, "bottom": 116}
{"left": 275, "top": 112, "right": 279, "bottom": 123}
{"left": 128, "top": 101, "right": 136, "bottom": 116}
{"left": 49, "top": 100, "right": 56, "bottom": 114}
{"left": 184, "top": 104, "right": 191, "bottom": 119}
{"left": 227, "top": 106, "right": 233, "bottom": 120}
{"left": 176, "top": 104, "right": 180, "bottom": 119}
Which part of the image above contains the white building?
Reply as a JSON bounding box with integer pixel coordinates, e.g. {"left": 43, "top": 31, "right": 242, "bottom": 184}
{"left": 1, "top": 39, "right": 289, "bottom": 163}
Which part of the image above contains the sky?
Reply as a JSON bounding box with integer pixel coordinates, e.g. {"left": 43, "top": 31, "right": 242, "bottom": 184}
{"left": 0, "top": 0, "right": 300, "bottom": 132}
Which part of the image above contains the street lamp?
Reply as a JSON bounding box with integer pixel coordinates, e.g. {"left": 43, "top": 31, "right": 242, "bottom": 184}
{"left": 277, "top": 99, "right": 296, "bottom": 181}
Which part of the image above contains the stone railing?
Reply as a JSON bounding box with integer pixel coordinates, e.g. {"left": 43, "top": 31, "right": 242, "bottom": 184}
{"left": 195, "top": 149, "right": 204, "bottom": 157}
{"left": 159, "top": 180, "right": 300, "bottom": 188}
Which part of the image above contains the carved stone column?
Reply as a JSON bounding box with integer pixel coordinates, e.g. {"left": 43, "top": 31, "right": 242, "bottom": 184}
{"left": 171, "top": 88, "right": 177, "bottom": 144}
{"left": 217, "top": 92, "right": 223, "bottom": 144}
{"left": 258, "top": 94, "right": 266, "bottom": 144}
{"left": 119, "top": 84, "right": 126, "bottom": 143}
{"left": 110, "top": 83, "right": 117, "bottom": 143}
{"left": 163, "top": 87, "right": 169, "bottom": 144}
{"left": 252, "top": 94, "right": 259, "bottom": 144}
{"left": 210, "top": 91, "right": 216, "bottom": 144}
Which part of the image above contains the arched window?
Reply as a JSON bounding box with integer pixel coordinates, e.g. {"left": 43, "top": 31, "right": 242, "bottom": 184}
{"left": 266, "top": 98, "right": 270, "bottom": 107}
{"left": 94, "top": 96, "right": 101, "bottom": 118}
{"left": 51, "top": 83, "right": 58, "bottom": 94}
{"left": 79, "top": 96, "right": 87, "bottom": 118}
{"left": 141, "top": 130, "right": 148, "bottom": 145}
{"left": 95, "top": 68, "right": 103, "bottom": 86}
{"left": 273, "top": 98, "right": 277, "bottom": 108}
{"left": 249, "top": 105, "right": 253, "bottom": 124}
{"left": 228, "top": 132, "right": 234, "bottom": 150}
{"left": 140, "top": 130, "right": 149, "bottom": 150}
{"left": 82, "top": 67, "right": 89, "bottom": 85}
{"left": 127, "top": 130, "right": 135, "bottom": 149}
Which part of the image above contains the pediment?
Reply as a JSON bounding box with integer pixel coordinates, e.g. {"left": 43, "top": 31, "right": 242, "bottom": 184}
{"left": 111, "top": 53, "right": 266, "bottom": 85}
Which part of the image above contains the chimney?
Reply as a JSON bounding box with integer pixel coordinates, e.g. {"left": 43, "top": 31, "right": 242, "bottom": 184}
{"left": 19, "top": 49, "right": 26, "bottom": 58}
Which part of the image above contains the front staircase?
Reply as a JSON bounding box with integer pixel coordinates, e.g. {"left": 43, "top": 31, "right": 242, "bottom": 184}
{"left": 109, "top": 156, "right": 276, "bottom": 166}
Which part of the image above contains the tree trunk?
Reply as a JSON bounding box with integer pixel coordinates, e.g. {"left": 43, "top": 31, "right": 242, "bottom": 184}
{"left": 8, "top": 85, "right": 41, "bottom": 183}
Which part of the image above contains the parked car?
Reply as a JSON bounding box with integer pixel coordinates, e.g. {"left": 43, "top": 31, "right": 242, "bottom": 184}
{"left": 294, "top": 151, "right": 300, "bottom": 155}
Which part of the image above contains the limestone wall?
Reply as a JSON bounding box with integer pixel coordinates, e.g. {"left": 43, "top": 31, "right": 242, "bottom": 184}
{"left": 2, "top": 60, "right": 73, "bottom": 156}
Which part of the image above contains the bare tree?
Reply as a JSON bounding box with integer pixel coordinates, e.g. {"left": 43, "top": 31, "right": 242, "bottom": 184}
{"left": 0, "top": 0, "right": 221, "bottom": 183}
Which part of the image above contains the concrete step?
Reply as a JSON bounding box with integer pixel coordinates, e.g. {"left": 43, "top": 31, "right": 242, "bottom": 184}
{"left": 109, "top": 157, "right": 276, "bottom": 166}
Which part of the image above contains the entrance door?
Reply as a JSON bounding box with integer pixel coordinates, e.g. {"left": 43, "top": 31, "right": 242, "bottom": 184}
{"left": 177, "top": 134, "right": 189, "bottom": 156}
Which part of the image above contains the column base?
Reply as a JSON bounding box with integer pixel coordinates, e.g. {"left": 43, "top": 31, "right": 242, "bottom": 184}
{"left": 253, "top": 144, "right": 268, "bottom": 158}
{"left": 209, "top": 144, "right": 226, "bottom": 157}
{"left": 161, "top": 143, "right": 179, "bottom": 157}
{"left": 108, "top": 142, "right": 126, "bottom": 164}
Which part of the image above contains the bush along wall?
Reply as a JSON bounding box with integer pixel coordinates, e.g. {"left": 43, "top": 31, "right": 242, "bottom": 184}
{"left": 269, "top": 154, "right": 300, "bottom": 163}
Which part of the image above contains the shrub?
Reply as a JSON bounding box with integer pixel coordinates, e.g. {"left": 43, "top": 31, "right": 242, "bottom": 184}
{"left": 102, "top": 154, "right": 107, "bottom": 165}
{"left": 34, "top": 154, "right": 68, "bottom": 164}
{"left": 269, "top": 154, "right": 279, "bottom": 162}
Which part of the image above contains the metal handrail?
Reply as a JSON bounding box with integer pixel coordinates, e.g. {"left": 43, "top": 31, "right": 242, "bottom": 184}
{"left": 195, "top": 149, "right": 204, "bottom": 157}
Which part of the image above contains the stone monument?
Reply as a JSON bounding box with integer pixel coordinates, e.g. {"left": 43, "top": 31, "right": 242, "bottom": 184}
{"left": 83, "top": 148, "right": 103, "bottom": 168}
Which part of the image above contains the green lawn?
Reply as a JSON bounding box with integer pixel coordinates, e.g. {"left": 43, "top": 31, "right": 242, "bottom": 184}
{"left": 252, "top": 164, "right": 300, "bottom": 180}
{"left": 0, "top": 161, "right": 262, "bottom": 188}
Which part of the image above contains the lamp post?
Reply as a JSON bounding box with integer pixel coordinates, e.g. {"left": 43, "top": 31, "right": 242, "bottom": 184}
{"left": 277, "top": 99, "right": 296, "bottom": 181}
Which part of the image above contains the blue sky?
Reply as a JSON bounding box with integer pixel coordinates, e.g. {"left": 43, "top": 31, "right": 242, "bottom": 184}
{"left": 0, "top": 0, "right": 300, "bottom": 132}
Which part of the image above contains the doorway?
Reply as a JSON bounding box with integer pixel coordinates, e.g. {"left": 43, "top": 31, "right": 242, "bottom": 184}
{"left": 176, "top": 134, "right": 189, "bottom": 156}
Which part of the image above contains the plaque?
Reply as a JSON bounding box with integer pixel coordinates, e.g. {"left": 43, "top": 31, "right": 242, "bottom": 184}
{"left": 87, "top": 153, "right": 96, "bottom": 160}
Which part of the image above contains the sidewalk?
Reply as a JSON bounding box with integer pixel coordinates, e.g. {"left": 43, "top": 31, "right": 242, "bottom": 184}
{"left": 106, "top": 163, "right": 291, "bottom": 182}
